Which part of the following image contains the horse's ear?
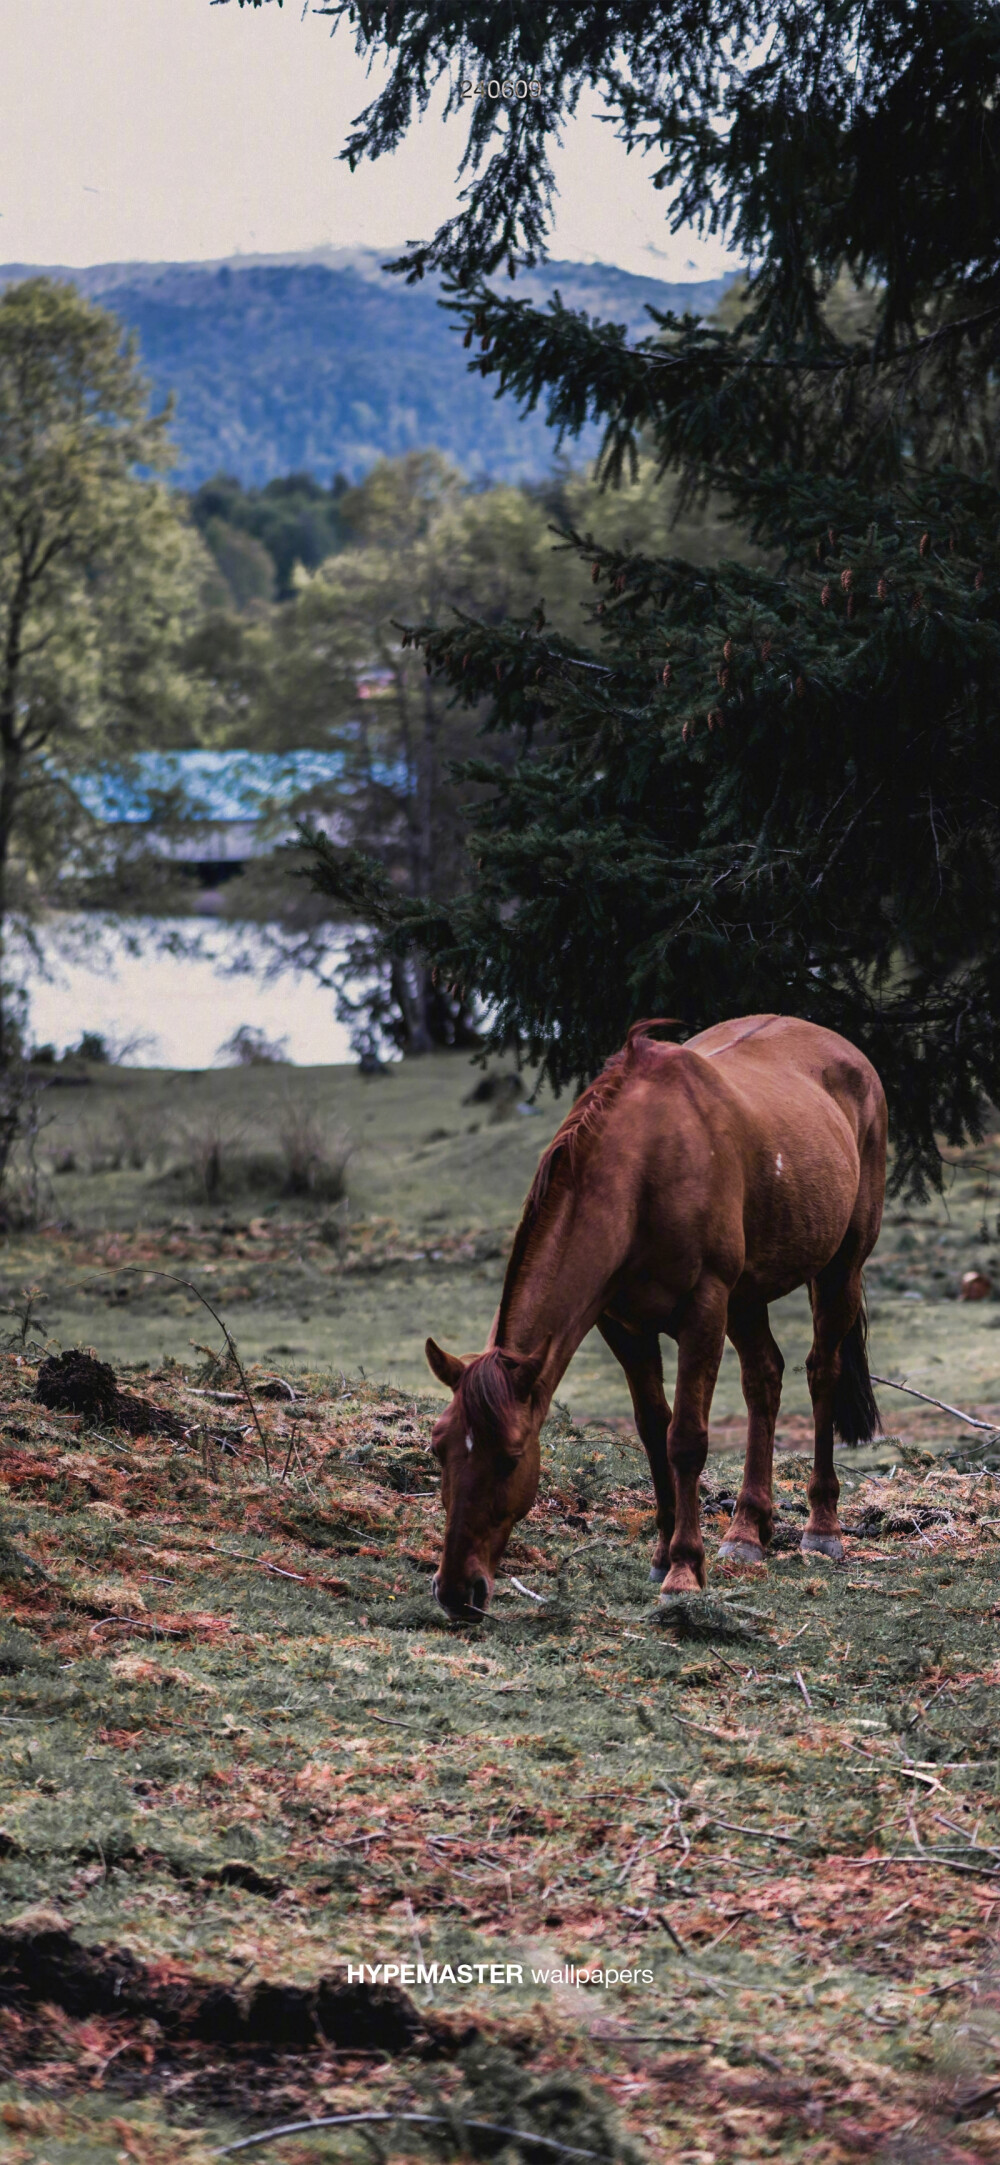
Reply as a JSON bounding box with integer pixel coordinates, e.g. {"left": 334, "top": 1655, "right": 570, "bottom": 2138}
{"left": 425, "top": 1338, "right": 467, "bottom": 1392}
{"left": 504, "top": 1338, "right": 552, "bottom": 1401}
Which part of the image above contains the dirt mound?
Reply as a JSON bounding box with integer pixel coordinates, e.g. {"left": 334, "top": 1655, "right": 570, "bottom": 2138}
{"left": 0, "top": 1922, "right": 425, "bottom": 2054}
{"left": 35, "top": 1349, "right": 119, "bottom": 1422}
{"left": 35, "top": 1349, "right": 185, "bottom": 1438}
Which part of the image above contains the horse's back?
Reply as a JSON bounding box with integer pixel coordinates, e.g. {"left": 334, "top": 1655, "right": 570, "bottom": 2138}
{"left": 660, "top": 1015, "right": 886, "bottom": 1295}
{"left": 687, "top": 1015, "right": 885, "bottom": 1149}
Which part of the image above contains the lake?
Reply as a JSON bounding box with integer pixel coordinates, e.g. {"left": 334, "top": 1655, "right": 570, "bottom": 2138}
{"left": 24, "top": 915, "right": 355, "bottom": 1068}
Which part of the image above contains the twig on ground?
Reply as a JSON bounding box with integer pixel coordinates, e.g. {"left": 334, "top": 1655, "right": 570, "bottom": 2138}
{"left": 213, "top": 2113, "right": 610, "bottom": 2160}
{"left": 659, "top": 1913, "right": 688, "bottom": 1956}
{"left": 932, "top": 1813, "right": 1000, "bottom": 1861}
{"left": 702, "top": 1812, "right": 809, "bottom": 1851}
{"left": 698, "top": 1913, "right": 747, "bottom": 1955}
{"left": 794, "top": 1669, "right": 812, "bottom": 1710}
{"left": 668, "top": 1710, "right": 740, "bottom": 1744}
{"left": 838, "top": 1851, "right": 1000, "bottom": 1879}
{"left": 76, "top": 1264, "right": 271, "bottom": 1477}
{"left": 403, "top": 1895, "right": 433, "bottom": 2002}
{"left": 870, "top": 1374, "right": 1000, "bottom": 1434}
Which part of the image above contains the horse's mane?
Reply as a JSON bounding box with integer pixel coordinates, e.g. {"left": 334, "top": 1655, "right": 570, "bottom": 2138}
{"left": 457, "top": 1347, "right": 519, "bottom": 1432}
{"left": 494, "top": 1020, "right": 683, "bottom": 1345}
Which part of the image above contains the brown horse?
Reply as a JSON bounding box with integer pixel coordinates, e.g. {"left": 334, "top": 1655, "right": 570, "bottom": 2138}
{"left": 425, "top": 1015, "right": 887, "bottom": 1619}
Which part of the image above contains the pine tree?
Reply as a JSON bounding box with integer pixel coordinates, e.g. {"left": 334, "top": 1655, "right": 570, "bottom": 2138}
{"left": 259, "top": 0, "right": 1000, "bottom": 1191}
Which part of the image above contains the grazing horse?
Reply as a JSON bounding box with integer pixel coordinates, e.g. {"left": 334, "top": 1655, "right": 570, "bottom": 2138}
{"left": 425, "top": 1015, "right": 887, "bottom": 1620}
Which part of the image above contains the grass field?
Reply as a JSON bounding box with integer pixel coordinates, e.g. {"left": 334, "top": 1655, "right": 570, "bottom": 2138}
{"left": 2, "top": 1052, "right": 1000, "bottom": 2162}
{"left": 5, "top": 1050, "right": 1000, "bottom": 1431}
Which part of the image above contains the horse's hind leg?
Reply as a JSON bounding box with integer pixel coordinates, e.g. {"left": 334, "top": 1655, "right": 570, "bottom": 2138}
{"left": 803, "top": 1262, "right": 863, "bottom": 1560}
{"left": 719, "top": 1294, "right": 784, "bottom": 1565}
{"left": 597, "top": 1314, "right": 674, "bottom": 1583}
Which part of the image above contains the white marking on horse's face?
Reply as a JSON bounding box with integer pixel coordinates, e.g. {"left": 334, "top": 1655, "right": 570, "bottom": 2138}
{"left": 465, "top": 1430, "right": 474, "bottom": 1454}
{"left": 776, "top": 1152, "right": 784, "bottom": 1173}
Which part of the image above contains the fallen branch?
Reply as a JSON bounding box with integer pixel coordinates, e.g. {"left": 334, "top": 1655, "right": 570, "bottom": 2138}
{"left": 870, "top": 1374, "right": 1000, "bottom": 1435}
{"left": 837, "top": 1850, "right": 1000, "bottom": 1879}
{"left": 214, "top": 2110, "right": 612, "bottom": 2159}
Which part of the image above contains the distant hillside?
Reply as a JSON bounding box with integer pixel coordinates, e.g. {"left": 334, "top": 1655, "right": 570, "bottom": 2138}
{"left": 0, "top": 248, "right": 732, "bottom": 487}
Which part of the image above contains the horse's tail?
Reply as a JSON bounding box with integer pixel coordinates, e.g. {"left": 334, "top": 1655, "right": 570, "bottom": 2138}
{"left": 833, "top": 1288, "right": 882, "bottom": 1445}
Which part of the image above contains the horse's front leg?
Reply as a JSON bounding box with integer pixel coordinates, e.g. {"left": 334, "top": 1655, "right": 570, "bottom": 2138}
{"left": 661, "top": 1277, "right": 729, "bottom": 1595}
{"left": 597, "top": 1314, "right": 674, "bottom": 1583}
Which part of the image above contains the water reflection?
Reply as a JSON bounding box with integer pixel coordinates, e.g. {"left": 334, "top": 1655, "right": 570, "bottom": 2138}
{"left": 26, "top": 916, "right": 353, "bottom": 1069}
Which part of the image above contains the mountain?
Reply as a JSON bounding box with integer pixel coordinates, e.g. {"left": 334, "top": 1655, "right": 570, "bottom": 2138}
{"left": 0, "top": 248, "right": 732, "bottom": 487}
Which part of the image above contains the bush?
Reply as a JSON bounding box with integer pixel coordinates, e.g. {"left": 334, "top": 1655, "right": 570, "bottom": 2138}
{"left": 0, "top": 1063, "right": 49, "bottom": 1229}
{"left": 276, "top": 1109, "right": 351, "bottom": 1200}
{"left": 183, "top": 1117, "right": 244, "bottom": 1203}
{"left": 74, "top": 1103, "right": 170, "bottom": 1176}
{"left": 74, "top": 1031, "right": 111, "bottom": 1064}
{"left": 217, "top": 1024, "right": 290, "bottom": 1067}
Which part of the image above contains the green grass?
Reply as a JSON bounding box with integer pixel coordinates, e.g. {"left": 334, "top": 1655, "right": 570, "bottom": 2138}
{"left": 2, "top": 1361, "right": 1000, "bottom": 2162}
{"left": 8, "top": 1050, "right": 1000, "bottom": 1437}
{"left": 3, "top": 1053, "right": 1000, "bottom": 2160}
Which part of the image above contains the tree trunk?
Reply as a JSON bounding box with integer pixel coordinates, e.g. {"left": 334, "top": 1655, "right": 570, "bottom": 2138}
{"left": 0, "top": 546, "right": 34, "bottom": 1069}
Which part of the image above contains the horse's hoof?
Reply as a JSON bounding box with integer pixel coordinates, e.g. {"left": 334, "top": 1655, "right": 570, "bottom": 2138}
{"left": 659, "top": 1567, "right": 704, "bottom": 1598}
{"left": 718, "top": 1538, "right": 766, "bottom": 1565}
{"left": 648, "top": 1562, "right": 667, "bottom": 1585}
{"left": 801, "top": 1532, "right": 844, "bottom": 1561}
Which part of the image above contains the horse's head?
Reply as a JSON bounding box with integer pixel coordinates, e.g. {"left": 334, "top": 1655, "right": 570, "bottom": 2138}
{"left": 424, "top": 1337, "right": 551, "bottom": 1621}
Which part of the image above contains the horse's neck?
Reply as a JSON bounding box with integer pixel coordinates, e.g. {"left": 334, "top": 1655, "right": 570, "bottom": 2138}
{"left": 500, "top": 1189, "right": 614, "bottom": 1403}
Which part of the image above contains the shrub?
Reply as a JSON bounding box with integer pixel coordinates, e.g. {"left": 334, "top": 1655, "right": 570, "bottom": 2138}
{"left": 0, "top": 1064, "right": 50, "bottom": 1229}
{"left": 276, "top": 1108, "right": 351, "bottom": 1200}
{"left": 73, "top": 1103, "right": 170, "bottom": 1176}
{"left": 74, "top": 1031, "right": 111, "bottom": 1064}
{"left": 217, "top": 1024, "right": 290, "bottom": 1067}
{"left": 183, "top": 1117, "right": 242, "bottom": 1203}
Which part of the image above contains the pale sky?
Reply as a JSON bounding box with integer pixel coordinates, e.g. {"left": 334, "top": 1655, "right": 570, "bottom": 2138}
{"left": 1, "top": 0, "right": 738, "bottom": 279}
